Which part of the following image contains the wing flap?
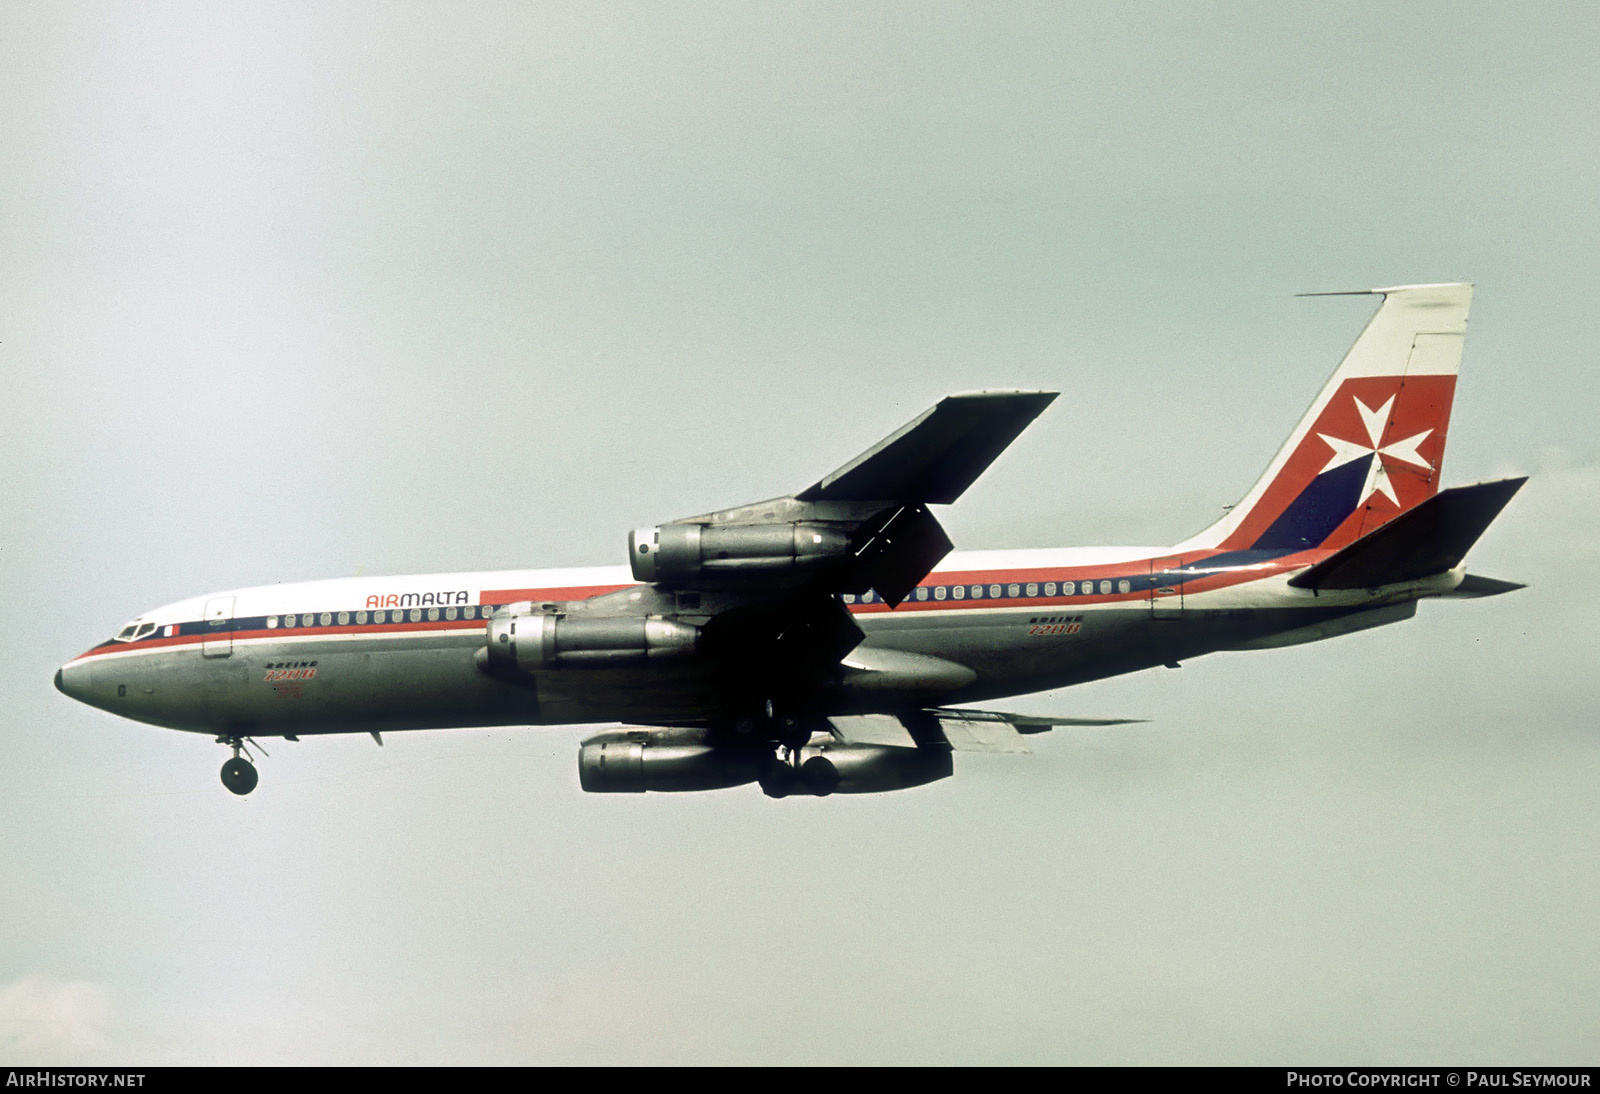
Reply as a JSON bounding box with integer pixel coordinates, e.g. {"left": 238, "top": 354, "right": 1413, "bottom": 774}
{"left": 826, "top": 711, "right": 1038, "bottom": 753}
{"left": 936, "top": 717, "right": 1033, "bottom": 754}
{"left": 821, "top": 708, "right": 1147, "bottom": 753}
{"left": 851, "top": 504, "right": 955, "bottom": 607}
{"left": 827, "top": 714, "right": 919, "bottom": 749}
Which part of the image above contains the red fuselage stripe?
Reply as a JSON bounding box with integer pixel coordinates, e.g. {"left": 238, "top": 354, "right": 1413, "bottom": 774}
{"left": 72, "top": 553, "right": 1321, "bottom": 661}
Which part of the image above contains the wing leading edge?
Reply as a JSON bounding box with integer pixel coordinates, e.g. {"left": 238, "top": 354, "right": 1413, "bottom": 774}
{"left": 798, "top": 390, "right": 1058, "bottom": 504}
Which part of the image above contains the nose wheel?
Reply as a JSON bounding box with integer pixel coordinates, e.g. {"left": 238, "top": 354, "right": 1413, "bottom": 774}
{"left": 216, "top": 735, "right": 265, "bottom": 796}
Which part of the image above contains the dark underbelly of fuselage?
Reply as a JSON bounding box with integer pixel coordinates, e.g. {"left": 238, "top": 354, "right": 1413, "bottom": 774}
{"left": 82, "top": 604, "right": 1382, "bottom": 736}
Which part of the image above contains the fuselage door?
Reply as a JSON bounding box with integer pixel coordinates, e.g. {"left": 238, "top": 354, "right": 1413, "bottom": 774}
{"left": 202, "top": 596, "right": 235, "bottom": 658}
{"left": 1150, "top": 556, "right": 1184, "bottom": 620}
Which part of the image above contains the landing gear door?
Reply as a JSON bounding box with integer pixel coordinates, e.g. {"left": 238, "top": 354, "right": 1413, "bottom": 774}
{"left": 1150, "top": 557, "right": 1183, "bottom": 620}
{"left": 202, "top": 596, "right": 235, "bottom": 658}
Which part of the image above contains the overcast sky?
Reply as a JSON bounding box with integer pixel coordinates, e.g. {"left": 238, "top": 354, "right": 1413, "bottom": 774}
{"left": 4, "top": 1, "right": 1598, "bottom": 1064}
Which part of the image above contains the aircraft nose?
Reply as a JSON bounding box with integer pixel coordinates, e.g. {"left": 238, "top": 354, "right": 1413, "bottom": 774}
{"left": 55, "top": 659, "right": 92, "bottom": 701}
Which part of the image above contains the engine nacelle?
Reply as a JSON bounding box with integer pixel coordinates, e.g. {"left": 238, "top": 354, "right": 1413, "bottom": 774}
{"left": 484, "top": 605, "right": 699, "bottom": 672}
{"left": 780, "top": 742, "right": 953, "bottom": 796}
{"left": 629, "top": 522, "right": 852, "bottom": 586}
{"left": 579, "top": 728, "right": 764, "bottom": 793}
{"left": 578, "top": 729, "right": 953, "bottom": 796}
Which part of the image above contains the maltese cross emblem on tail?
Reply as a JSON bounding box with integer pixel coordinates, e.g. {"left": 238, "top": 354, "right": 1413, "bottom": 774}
{"left": 1316, "top": 394, "right": 1433, "bottom": 508}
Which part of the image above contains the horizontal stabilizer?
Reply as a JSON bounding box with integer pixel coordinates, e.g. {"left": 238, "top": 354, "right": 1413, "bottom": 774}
{"left": 1441, "top": 573, "right": 1527, "bottom": 598}
{"left": 1289, "top": 476, "right": 1526, "bottom": 590}
{"left": 798, "top": 390, "right": 1057, "bottom": 504}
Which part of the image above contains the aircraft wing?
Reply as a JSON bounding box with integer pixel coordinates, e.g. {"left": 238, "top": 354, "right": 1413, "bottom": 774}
{"left": 797, "top": 390, "right": 1059, "bottom": 504}
{"left": 829, "top": 708, "right": 1145, "bottom": 754}
{"left": 631, "top": 390, "right": 1057, "bottom": 607}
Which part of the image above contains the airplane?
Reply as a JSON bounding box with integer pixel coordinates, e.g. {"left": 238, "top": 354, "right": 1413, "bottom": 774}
{"left": 54, "top": 282, "right": 1525, "bottom": 799}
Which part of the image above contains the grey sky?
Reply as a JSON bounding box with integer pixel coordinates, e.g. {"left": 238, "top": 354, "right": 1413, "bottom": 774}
{"left": 3, "top": 1, "right": 1597, "bottom": 1064}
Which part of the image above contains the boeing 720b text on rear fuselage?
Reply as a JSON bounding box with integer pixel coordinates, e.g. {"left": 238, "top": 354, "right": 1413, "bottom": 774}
{"left": 55, "top": 283, "right": 1524, "bottom": 798}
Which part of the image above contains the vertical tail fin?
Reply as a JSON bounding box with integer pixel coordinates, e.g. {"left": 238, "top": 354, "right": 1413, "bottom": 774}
{"left": 1181, "top": 283, "right": 1472, "bottom": 553}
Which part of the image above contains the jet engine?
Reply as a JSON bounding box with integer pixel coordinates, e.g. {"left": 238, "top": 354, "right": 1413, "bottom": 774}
{"left": 484, "top": 606, "right": 699, "bottom": 672}
{"left": 628, "top": 522, "right": 852, "bottom": 587}
{"left": 768, "top": 741, "right": 953, "bottom": 797}
{"left": 578, "top": 727, "right": 953, "bottom": 796}
{"left": 578, "top": 728, "right": 764, "bottom": 792}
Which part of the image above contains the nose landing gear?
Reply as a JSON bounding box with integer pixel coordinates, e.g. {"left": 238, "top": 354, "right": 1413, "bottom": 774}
{"left": 216, "top": 735, "right": 266, "bottom": 795}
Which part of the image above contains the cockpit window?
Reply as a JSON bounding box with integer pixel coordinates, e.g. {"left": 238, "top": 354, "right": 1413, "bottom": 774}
{"left": 113, "top": 623, "right": 140, "bottom": 642}
{"left": 133, "top": 622, "right": 157, "bottom": 641}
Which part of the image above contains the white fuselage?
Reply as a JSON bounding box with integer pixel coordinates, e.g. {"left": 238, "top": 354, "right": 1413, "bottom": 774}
{"left": 55, "top": 544, "right": 1454, "bottom": 739}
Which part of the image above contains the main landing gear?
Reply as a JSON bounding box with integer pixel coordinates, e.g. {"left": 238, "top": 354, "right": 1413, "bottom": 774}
{"left": 746, "top": 703, "right": 840, "bottom": 799}
{"left": 758, "top": 749, "right": 841, "bottom": 799}
{"left": 732, "top": 699, "right": 842, "bottom": 799}
{"left": 216, "top": 735, "right": 265, "bottom": 796}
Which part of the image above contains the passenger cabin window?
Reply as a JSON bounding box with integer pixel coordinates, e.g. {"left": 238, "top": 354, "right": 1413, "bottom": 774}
{"left": 1118, "top": 579, "right": 1131, "bottom": 594}
{"left": 267, "top": 616, "right": 279, "bottom": 629}
{"left": 1044, "top": 582, "right": 1057, "bottom": 596}
{"left": 1099, "top": 580, "right": 1111, "bottom": 595}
